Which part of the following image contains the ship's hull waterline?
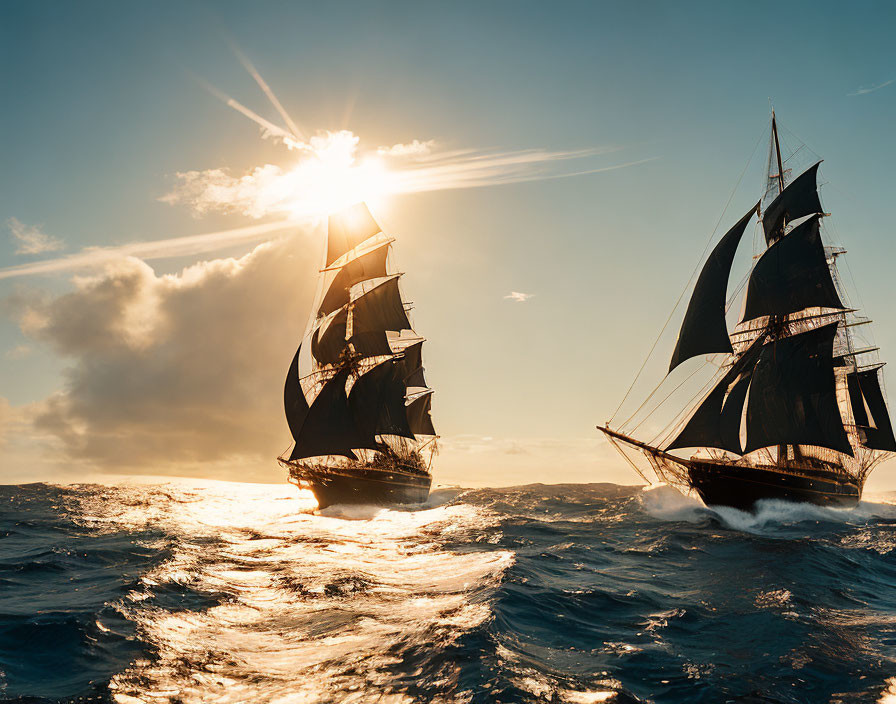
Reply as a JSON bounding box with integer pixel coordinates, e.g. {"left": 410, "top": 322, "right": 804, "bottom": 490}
{"left": 686, "top": 460, "right": 860, "bottom": 511}
{"left": 286, "top": 463, "right": 432, "bottom": 509}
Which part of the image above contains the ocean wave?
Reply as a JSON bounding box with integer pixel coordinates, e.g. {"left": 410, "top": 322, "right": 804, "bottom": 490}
{"left": 1, "top": 480, "right": 895, "bottom": 703}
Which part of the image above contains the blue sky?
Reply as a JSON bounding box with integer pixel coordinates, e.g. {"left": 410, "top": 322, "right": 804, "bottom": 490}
{"left": 1, "top": 1, "right": 895, "bottom": 488}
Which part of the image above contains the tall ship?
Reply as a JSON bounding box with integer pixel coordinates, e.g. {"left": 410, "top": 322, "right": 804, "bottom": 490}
{"left": 280, "top": 203, "right": 437, "bottom": 509}
{"left": 599, "top": 113, "right": 895, "bottom": 511}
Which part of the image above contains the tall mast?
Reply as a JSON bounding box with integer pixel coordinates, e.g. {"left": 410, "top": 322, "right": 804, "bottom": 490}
{"left": 771, "top": 109, "right": 790, "bottom": 466}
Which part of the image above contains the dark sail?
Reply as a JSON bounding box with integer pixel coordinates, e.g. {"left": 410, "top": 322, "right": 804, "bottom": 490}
{"left": 666, "top": 382, "right": 741, "bottom": 454}
{"left": 327, "top": 203, "right": 382, "bottom": 267}
{"left": 847, "top": 373, "right": 870, "bottom": 427}
{"left": 284, "top": 344, "right": 309, "bottom": 444}
{"left": 669, "top": 203, "right": 758, "bottom": 372}
{"left": 351, "top": 277, "right": 411, "bottom": 335}
{"left": 350, "top": 331, "right": 392, "bottom": 358}
{"left": 853, "top": 369, "right": 896, "bottom": 451}
{"left": 289, "top": 367, "right": 377, "bottom": 461}
{"left": 407, "top": 392, "right": 436, "bottom": 436}
{"left": 762, "top": 162, "right": 823, "bottom": 244}
{"left": 311, "top": 309, "right": 348, "bottom": 365}
{"left": 666, "top": 337, "right": 763, "bottom": 454}
{"left": 397, "top": 341, "right": 427, "bottom": 387}
{"left": 743, "top": 323, "right": 852, "bottom": 455}
{"left": 741, "top": 216, "right": 844, "bottom": 322}
{"left": 718, "top": 374, "right": 751, "bottom": 453}
{"left": 319, "top": 243, "right": 390, "bottom": 315}
{"left": 348, "top": 361, "right": 414, "bottom": 440}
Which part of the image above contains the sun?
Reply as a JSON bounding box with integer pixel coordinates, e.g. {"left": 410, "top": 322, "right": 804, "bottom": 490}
{"left": 272, "top": 131, "right": 396, "bottom": 218}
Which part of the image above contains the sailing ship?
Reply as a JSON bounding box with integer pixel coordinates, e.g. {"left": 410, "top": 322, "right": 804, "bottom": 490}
{"left": 279, "top": 202, "right": 437, "bottom": 509}
{"left": 599, "top": 113, "right": 895, "bottom": 511}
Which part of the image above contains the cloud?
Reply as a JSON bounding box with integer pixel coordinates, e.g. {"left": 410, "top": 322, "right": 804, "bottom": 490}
{"left": 0, "top": 220, "right": 294, "bottom": 280}
{"left": 160, "top": 165, "right": 294, "bottom": 219}
{"left": 161, "top": 126, "right": 652, "bottom": 222}
{"left": 160, "top": 131, "right": 376, "bottom": 219}
{"left": 377, "top": 140, "right": 435, "bottom": 157}
{"left": 848, "top": 79, "right": 894, "bottom": 96}
{"left": 7, "top": 218, "right": 63, "bottom": 255}
{"left": 504, "top": 291, "right": 534, "bottom": 303}
{"left": 11, "top": 236, "right": 315, "bottom": 477}
{"left": 5, "top": 344, "right": 32, "bottom": 360}
{"left": 181, "top": 65, "right": 655, "bottom": 222}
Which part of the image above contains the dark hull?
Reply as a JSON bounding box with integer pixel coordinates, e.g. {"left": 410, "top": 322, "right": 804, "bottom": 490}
{"left": 687, "top": 461, "right": 860, "bottom": 511}
{"left": 292, "top": 465, "right": 432, "bottom": 509}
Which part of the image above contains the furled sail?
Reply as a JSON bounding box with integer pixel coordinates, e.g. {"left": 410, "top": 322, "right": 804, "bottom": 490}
{"left": 406, "top": 391, "right": 436, "bottom": 436}
{"left": 319, "top": 242, "right": 390, "bottom": 315}
{"left": 326, "top": 203, "right": 382, "bottom": 267}
{"left": 850, "top": 368, "right": 896, "bottom": 451}
{"left": 669, "top": 203, "right": 758, "bottom": 372}
{"left": 289, "top": 367, "right": 377, "bottom": 461}
{"left": 666, "top": 336, "right": 764, "bottom": 454}
{"left": 762, "top": 162, "right": 823, "bottom": 244}
{"left": 284, "top": 344, "right": 310, "bottom": 445}
{"left": 348, "top": 360, "right": 415, "bottom": 441}
{"left": 741, "top": 215, "right": 844, "bottom": 322}
{"left": 397, "top": 341, "right": 427, "bottom": 387}
{"left": 350, "top": 277, "right": 411, "bottom": 335}
{"left": 743, "top": 322, "right": 853, "bottom": 455}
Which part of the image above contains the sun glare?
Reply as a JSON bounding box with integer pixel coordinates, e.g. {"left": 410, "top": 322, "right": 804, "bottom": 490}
{"left": 274, "top": 131, "right": 395, "bottom": 218}
{"left": 163, "top": 63, "right": 636, "bottom": 227}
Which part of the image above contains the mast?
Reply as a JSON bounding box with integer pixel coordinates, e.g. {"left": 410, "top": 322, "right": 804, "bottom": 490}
{"left": 771, "top": 110, "right": 790, "bottom": 466}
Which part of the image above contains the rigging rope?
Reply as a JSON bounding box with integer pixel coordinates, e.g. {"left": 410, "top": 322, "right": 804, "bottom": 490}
{"left": 609, "top": 118, "right": 770, "bottom": 428}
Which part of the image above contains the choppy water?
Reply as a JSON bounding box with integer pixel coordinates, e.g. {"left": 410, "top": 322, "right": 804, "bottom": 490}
{"left": 2, "top": 480, "right": 896, "bottom": 703}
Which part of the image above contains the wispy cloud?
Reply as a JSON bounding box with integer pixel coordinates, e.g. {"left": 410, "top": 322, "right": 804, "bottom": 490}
{"left": 504, "top": 291, "right": 534, "bottom": 303}
{"left": 848, "top": 79, "right": 894, "bottom": 96}
{"left": 7, "top": 218, "right": 63, "bottom": 255}
{"left": 178, "top": 60, "right": 656, "bottom": 220}
{"left": 5, "top": 344, "right": 32, "bottom": 360}
{"left": 161, "top": 126, "right": 653, "bottom": 221}
{"left": 377, "top": 140, "right": 435, "bottom": 157}
{"left": 0, "top": 220, "right": 294, "bottom": 280}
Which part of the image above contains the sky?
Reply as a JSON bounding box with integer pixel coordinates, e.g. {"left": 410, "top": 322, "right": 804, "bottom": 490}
{"left": 1, "top": 1, "right": 895, "bottom": 490}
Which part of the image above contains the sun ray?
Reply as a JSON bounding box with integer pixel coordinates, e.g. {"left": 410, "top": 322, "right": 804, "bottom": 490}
{"left": 231, "top": 47, "right": 305, "bottom": 141}
{"left": 191, "top": 72, "right": 300, "bottom": 146}
{"left": 0, "top": 221, "right": 295, "bottom": 280}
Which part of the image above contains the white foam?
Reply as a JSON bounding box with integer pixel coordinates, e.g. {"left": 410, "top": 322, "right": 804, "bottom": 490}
{"left": 712, "top": 497, "right": 896, "bottom": 534}
{"left": 639, "top": 482, "right": 896, "bottom": 534}
{"left": 638, "top": 483, "right": 706, "bottom": 522}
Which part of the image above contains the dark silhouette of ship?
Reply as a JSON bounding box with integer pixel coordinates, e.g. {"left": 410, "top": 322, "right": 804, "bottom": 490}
{"left": 599, "top": 112, "right": 895, "bottom": 511}
{"left": 280, "top": 203, "right": 436, "bottom": 509}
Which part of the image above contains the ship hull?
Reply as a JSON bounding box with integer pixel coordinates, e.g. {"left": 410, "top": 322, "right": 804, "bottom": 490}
{"left": 289, "top": 464, "right": 432, "bottom": 509}
{"left": 686, "top": 461, "right": 860, "bottom": 511}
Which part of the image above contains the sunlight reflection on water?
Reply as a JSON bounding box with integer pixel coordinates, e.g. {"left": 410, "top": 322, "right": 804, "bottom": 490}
{"left": 65, "top": 481, "right": 512, "bottom": 703}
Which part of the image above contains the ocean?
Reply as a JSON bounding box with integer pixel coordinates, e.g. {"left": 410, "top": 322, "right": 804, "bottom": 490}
{"left": 1, "top": 480, "right": 895, "bottom": 704}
